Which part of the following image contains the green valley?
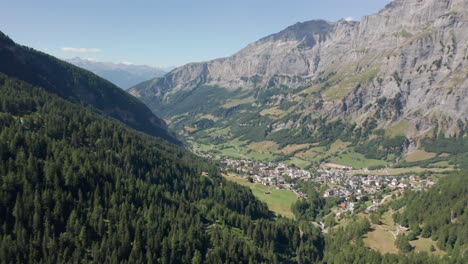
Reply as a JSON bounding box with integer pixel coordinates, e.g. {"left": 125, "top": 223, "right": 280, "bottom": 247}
{"left": 3, "top": 0, "right": 468, "bottom": 263}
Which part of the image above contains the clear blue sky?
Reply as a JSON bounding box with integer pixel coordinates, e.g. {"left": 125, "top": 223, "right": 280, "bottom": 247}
{"left": 1, "top": 0, "right": 391, "bottom": 67}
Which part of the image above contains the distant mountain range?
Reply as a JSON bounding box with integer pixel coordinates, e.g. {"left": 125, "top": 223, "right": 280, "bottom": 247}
{"left": 66, "top": 57, "right": 173, "bottom": 89}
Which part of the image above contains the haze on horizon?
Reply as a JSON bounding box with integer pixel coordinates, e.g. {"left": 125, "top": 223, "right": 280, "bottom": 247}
{"left": 1, "top": 0, "right": 391, "bottom": 67}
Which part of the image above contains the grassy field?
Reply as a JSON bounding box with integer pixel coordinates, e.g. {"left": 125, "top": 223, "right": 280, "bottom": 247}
{"left": 193, "top": 124, "right": 401, "bottom": 172}
{"left": 364, "top": 226, "right": 400, "bottom": 254}
{"left": 204, "top": 139, "right": 315, "bottom": 165}
{"left": 260, "top": 107, "right": 285, "bottom": 119}
{"left": 385, "top": 121, "right": 414, "bottom": 138}
{"left": 284, "top": 157, "right": 311, "bottom": 169}
{"left": 363, "top": 210, "right": 399, "bottom": 254}
{"left": 411, "top": 237, "right": 446, "bottom": 255}
{"left": 246, "top": 151, "right": 276, "bottom": 161}
{"left": 363, "top": 210, "right": 446, "bottom": 255}
{"left": 199, "top": 114, "right": 219, "bottom": 121}
{"left": 222, "top": 96, "right": 255, "bottom": 108}
{"left": 223, "top": 173, "right": 298, "bottom": 219}
{"left": 248, "top": 141, "right": 280, "bottom": 153}
{"left": 294, "top": 142, "right": 386, "bottom": 170}
{"left": 194, "top": 132, "right": 454, "bottom": 177}
{"left": 194, "top": 136, "right": 285, "bottom": 161}
{"left": 381, "top": 209, "right": 394, "bottom": 225}
{"left": 328, "top": 140, "right": 351, "bottom": 153}
{"left": 405, "top": 150, "right": 437, "bottom": 162}
{"left": 184, "top": 126, "right": 197, "bottom": 133}
{"left": 335, "top": 213, "right": 368, "bottom": 228}
{"left": 330, "top": 149, "right": 388, "bottom": 169}
{"left": 430, "top": 160, "right": 450, "bottom": 168}
{"left": 166, "top": 113, "right": 189, "bottom": 125}
{"left": 295, "top": 147, "right": 326, "bottom": 162}
{"left": 354, "top": 166, "right": 455, "bottom": 176}
{"left": 281, "top": 143, "right": 312, "bottom": 155}
{"left": 220, "top": 147, "right": 247, "bottom": 159}
{"left": 216, "top": 139, "right": 313, "bottom": 163}
{"left": 192, "top": 142, "right": 213, "bottom": 152}
{"left": 205, "top": 127, "right": 231, "bottom": 138}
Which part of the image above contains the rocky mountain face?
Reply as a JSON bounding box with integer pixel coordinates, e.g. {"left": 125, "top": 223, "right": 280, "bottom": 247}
{"left": 130, "top": 0, "right": 468, "bottom": 140}
{"left": 66, "top": 57, "right": 170, "bottom": 89}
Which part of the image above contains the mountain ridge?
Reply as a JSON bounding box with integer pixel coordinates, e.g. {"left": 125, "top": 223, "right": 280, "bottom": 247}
{"left": 66, "top": 57, "right": 170, "bottom": 89}
{"left": 0, "top": 30, "right": 179, "bottom": 144}
{"left": 129, "top": 0, "right": 468, "bottom": 137}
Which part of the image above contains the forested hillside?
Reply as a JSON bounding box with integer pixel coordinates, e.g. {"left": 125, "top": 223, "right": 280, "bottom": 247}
{"left": 0, "top": 31, "right": 177, "bottom": 144}
{"left": 0, "top": 74, "right": 323, "bottom": 263}
{"left": 393, "top": 171, "right": 468, "bottom": 259}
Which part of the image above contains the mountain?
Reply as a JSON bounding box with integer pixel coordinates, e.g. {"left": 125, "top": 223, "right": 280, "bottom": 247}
{"left": 66, "top": 57, "right": 170, "bottom": 89}
{"left": 0, "top": 72, "right": 327, "bottom": 263}
{"left": 129, "top": 0, "right": 468, "bottom": 156}
{"left": 1, "top": 4, "right": 467, "bottom": 263}
{"left": 2, "top": 69, "right": 459, "bottom": 263}
{"left": 0, "top": 31, "right": 178, "bottom": 144}
{"left": 0, "top": 30, "right": 325, "bottom": 263}
{"left": 0, "top": 72, "right": 464, "bottom": 264}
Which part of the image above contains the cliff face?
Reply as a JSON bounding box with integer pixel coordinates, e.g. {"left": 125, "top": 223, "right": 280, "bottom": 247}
{"left": 130, "top": 0, "right": 468, "bottom": 135}
{"left": 129, "top": 20, "right": 335, "bottom": 95}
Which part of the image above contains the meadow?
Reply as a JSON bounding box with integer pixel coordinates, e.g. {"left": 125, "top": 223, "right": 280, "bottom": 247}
{"left": 223, "top": 173, "right": 298, "bottom": 219}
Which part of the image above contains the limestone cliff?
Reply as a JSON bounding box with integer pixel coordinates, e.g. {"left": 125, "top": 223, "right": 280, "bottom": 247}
{"left": 130, "top": 0, "right": 468, "bottom": 135}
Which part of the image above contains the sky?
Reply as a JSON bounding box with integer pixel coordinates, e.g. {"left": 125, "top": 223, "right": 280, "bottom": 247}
{"left": 1, "top": 0, "right": 391, "bottom": 67}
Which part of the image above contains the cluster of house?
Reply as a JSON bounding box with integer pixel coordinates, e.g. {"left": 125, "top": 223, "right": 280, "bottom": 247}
{"left": 217, "top": 155, "right": 439, "bottom": 216}
{"left": 221, "top": 158, "right": 311, "bottom": 195}
{"left": 318, "top": 169, "right": 435, "bottom": 196}
{"left": 315, "top": 168, "right": 436, "bottom": 213}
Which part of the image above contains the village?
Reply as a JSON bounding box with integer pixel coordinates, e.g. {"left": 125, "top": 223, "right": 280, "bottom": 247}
{"left": 220, "top": 157, "right": 437, "bottom": 214}
{"left": 220, "top": 157, "right": 312, "bottom": 197}
{"left": 314, "top": 165, "right": 436, "bottom": 213}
